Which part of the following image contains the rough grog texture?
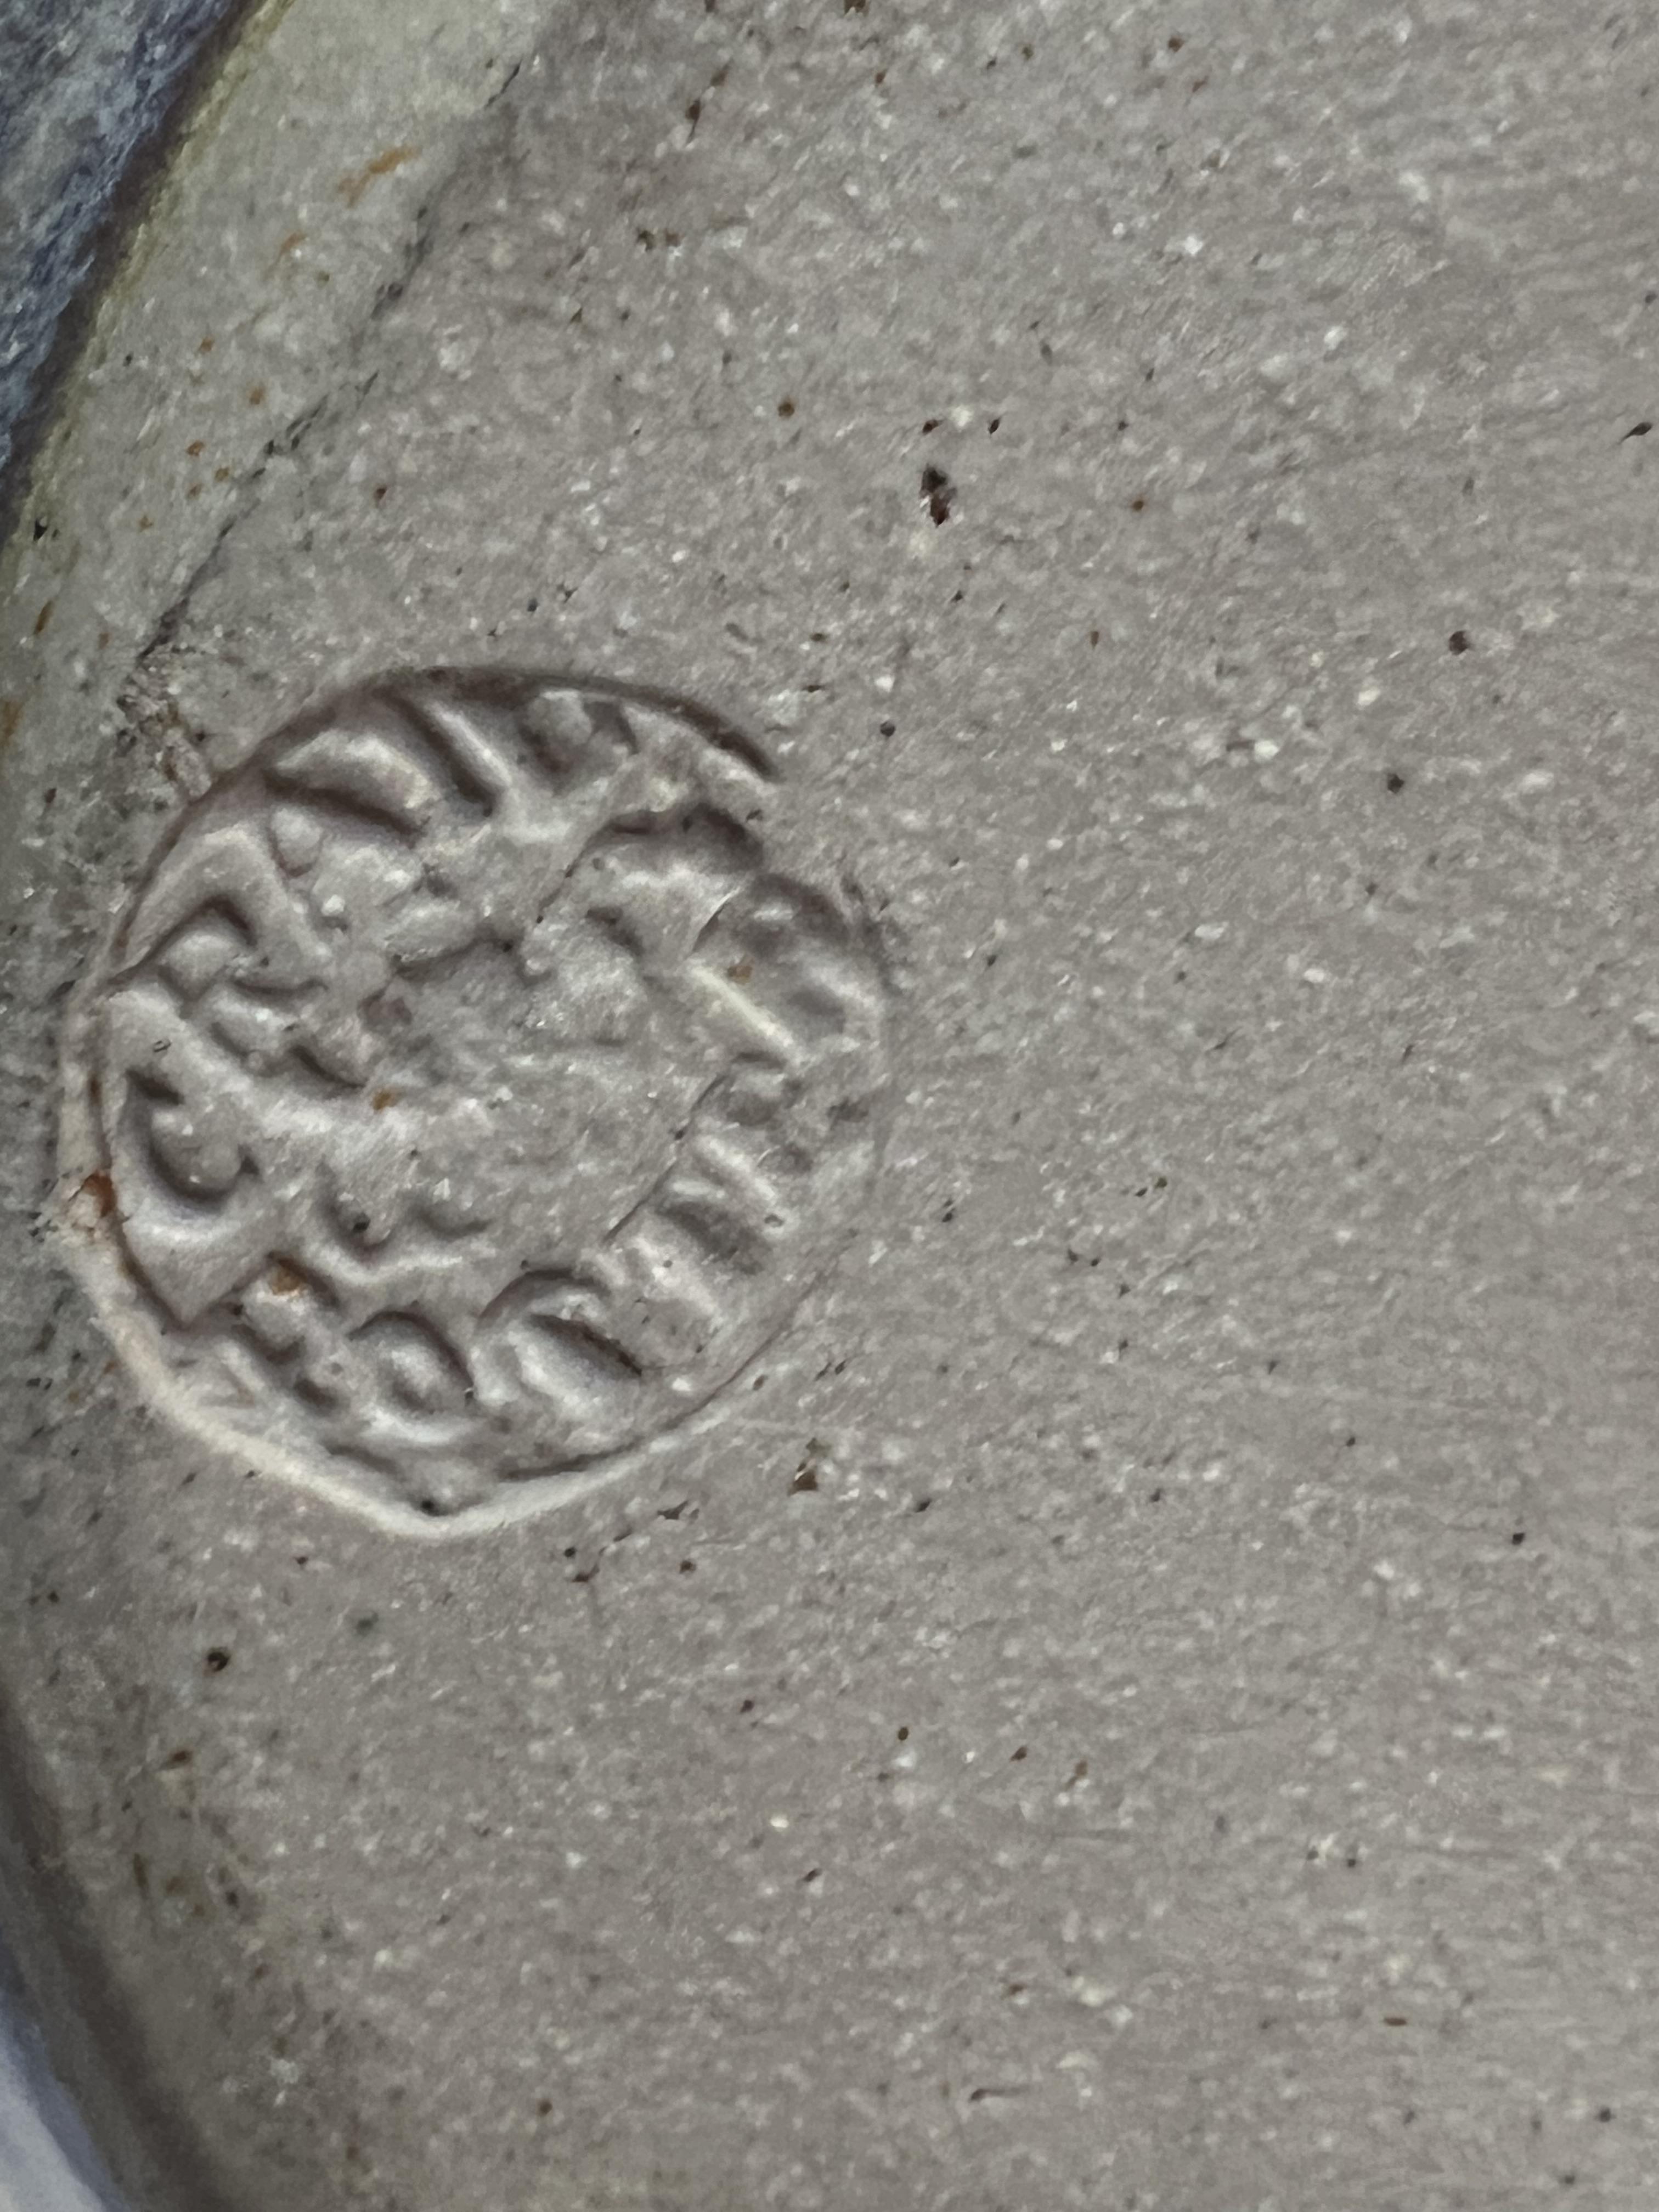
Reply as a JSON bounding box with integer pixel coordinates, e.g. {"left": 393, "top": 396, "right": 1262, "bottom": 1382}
{"left": 4, "top": 3, "right": 1659, "bottom": 2209}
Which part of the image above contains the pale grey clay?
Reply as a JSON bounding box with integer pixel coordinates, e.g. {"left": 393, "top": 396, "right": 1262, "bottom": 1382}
{"left": 3, "top": 3, "right": 1659, "bottom": 2210}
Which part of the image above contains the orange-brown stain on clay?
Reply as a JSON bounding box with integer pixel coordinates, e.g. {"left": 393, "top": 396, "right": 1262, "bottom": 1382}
{"left": 137, "top": 515, "right": 154, "bottom": 531}
{"left": 268, "top": 1260, "right": 306, "bottom": 1296}
{"left": 246, "top": 383, "right": 266, "bottom": 406}
{"left": 274, "top": 229, "right": 306, "bottom": 262}
{"left": 33, "top": 601, "right": 53, "bottom": 636}
{"left": 198, "top": 335, "right": 215, "bottom": 353}
{"left": 213, "top": 466, "right": 232, "bottom": 483}
{"left": 337, "top": 144, "right": 419, "bottom": 207}
{"left": 0, "top": 699, "right": 21, "bottom": 747}
{"left": 371, "top": 1087, "right": 398, "bottom": 1112}
{"left": 726, "top": 959, "right": 754, "bottom": 984}
{"left": 78, "top": 1170, "right": 117, "bottom": 1220}
{"left": 186, "top": 439, "right": 205, "bottom": 457}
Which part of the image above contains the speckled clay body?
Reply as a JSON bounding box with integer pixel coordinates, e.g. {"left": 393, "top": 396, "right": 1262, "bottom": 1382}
{"left": 5, "top": 4, "right": 1659, "bottom": 2208}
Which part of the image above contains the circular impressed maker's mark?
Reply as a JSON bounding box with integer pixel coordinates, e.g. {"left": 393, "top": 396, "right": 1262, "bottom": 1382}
{"left": 63, "top": 672, "right": 889, "bottom": 1526}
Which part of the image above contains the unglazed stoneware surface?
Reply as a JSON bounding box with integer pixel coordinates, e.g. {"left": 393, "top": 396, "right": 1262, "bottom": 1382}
{"left": 4, "top": 4, "right": 1659, "bottom": 2209}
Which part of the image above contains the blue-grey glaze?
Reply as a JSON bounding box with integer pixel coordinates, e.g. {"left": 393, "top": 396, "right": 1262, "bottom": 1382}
{"left": 0, "top": 0, "right": 237, "bottom": 495}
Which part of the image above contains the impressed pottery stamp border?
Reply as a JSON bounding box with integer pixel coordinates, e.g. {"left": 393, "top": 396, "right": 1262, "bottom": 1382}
{"left": 59, "top": 669, "right": 891, "bottom": 1532}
